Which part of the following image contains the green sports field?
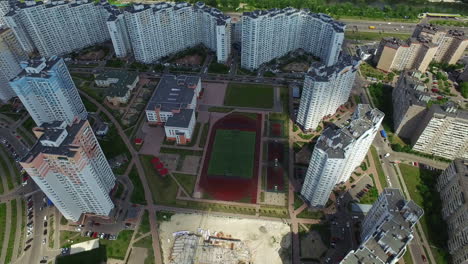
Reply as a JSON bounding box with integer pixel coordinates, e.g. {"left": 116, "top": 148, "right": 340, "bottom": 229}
{"left": 207, "top": 129, "right": 256, "bottom": 179}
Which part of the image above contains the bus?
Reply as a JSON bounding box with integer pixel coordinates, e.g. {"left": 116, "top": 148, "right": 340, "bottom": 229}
{"left": 418, "top": 13, "right": 462, "bottom": 19}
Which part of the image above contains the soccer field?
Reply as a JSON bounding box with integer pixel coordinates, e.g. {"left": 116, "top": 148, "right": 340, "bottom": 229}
{"left": 207, "top": 129, "right": 256, "bottom": 179}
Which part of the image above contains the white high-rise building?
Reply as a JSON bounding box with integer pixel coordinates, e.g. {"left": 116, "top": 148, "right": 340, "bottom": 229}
{"left": 20, "top": 120, "right": 115, "bottom": 222}
{"left": 0, "top": 26, "right": 27, "bottom": 102}
{"left": 241, "top": 8, "right": 345, "bottom": 70}
{"left": 106, "top": 12, "right": 132, "bottom": 58}
{"left": 0, "top": 0, "right": 10, "bottom": 26}
{"left": 296, "top": 54, "right": 361, "bottom": 131}
{"left": 301, "top": 104, "right": 384, "bottom": 207}
{"left": 118, "top": 2, "right": 231, "bottom": 63}
{"left": 4, "top": 0, "right": 110, "bottom": 57}
{"left": 341, "top": 188, "right": 423, "bottom": 264}
{"left": 10, "top": 56, "right": 87, "bottom": 126}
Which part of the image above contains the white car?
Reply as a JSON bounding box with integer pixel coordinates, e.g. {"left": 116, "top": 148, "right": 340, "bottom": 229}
{"left": 384, "top": 153, "right": 390, "bottom": 158}
{"left": 42, "top": 238, "right": 46, "bottom": 245}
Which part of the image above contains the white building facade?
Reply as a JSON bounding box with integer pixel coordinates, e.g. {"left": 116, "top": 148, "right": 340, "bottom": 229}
{"left": 301, "top": 104, "right": 383, "bottom": 207}
{"left": 341, "top": 188, "right": 423, "bottom": 264}
{"left": 20, "top": 120, "right": 115, "bottom": 222}
{"left": 5, "top": 0, "right": 110, "bottom": 57}
{"left": 241, "top": 8, "right": 345, "bottom": 70}
{"left": 296, "top": 55, "right": 361, "bottom": 131}
{"left": 118, "top": 2, "right": 231, "bottom": 63}
{"left": 10, "top": 56, "right": 87, "bottom": 126}
{"left": 0, "top": 26, "right": 27, "bottom": 102}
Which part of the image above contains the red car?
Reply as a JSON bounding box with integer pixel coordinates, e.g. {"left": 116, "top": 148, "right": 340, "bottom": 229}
{"left": 421, "top": 255, "right": 427, "bottom": 262}
{"left": 92, "top": 232, "right": 98, "bottom": 238}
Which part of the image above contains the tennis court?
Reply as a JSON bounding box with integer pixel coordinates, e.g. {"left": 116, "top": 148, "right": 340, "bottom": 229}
{"left": 207, "top": 129, "right": 256, "bottom": 179}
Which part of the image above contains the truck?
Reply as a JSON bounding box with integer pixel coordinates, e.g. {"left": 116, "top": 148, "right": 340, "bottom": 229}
{"left": 380, "top": 130, "right": 387, "bottom": 138}
{"left": 368, "top": 26, "right": 376, "bottom": 29}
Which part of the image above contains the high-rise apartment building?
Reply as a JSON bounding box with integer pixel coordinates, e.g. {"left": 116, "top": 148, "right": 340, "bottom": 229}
{"left": 0, "top": 0, "right": 10, "bottom": 26}
{"left": 342, "top": 188, "right": 423, "bottom": 264}
{"left": 436, "top": 159, "right": 468, "bottom": 264}
{"left": 0, "top": 26, "right": 27, "bottom": 102}
{"left": 296, "top": 54, "right": 361, "bottom": 131}
{"left": 413, "top": 23, "right": 468, "bottom": 65}
{"left": 5, "top": 0, "right": 110, "bottom": 57}
{"left": 374, "top": 36, "right": 438, "bottom": 73}
{"left": 375, "top": 24, "right": 468, "bottom": 73}
{"left": 10, "top": 56, "right": 87, "bottom": 126}
{"left": 411, "top": 103, "right": 468, "bottom": 160}
{"left": 117, "top": 2, "right": 231, "bottom": 63}
{"left": 20, "top": 120, "right": 115, "bottom": 222}
{"left": 241, "top": 8, "right": 345, "bottom": 70}
{"left": 392, "top": 71, "right": 431, "bottom": 138}
{"left": 301, "top": 104, "right": 384, "bottom": 207}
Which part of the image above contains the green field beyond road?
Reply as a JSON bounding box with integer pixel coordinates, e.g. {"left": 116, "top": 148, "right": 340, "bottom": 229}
{"left": 208, "top": 129, "right": 256, "bottom": 178}
{"left": 224, "top": 83, "right": 274, "bottom": 109}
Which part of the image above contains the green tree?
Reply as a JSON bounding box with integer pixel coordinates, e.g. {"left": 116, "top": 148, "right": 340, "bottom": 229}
{"left": 460, "top": 82, "right": 468, "bottom": 99}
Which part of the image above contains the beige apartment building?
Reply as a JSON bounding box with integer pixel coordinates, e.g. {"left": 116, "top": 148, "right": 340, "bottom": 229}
{"left": 436, "top": 159, "right": 468, "bottom": 264}
{"left": 374, "top": 23, "right": 468, "bottom": 72}
{"left": 374, "top": 36, "right": 437, "bottom": 72}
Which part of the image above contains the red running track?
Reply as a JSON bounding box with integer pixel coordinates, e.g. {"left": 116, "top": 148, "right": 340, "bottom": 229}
{"left": 199, "top": 113, "right": 261, "bottom": 203}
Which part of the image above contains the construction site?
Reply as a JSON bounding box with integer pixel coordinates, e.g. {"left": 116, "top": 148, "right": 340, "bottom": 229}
{"left": 159, "top": 213, "right": 291, "bottom": 264}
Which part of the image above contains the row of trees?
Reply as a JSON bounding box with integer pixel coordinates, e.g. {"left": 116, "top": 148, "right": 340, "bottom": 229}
{"left": 193, "top": 0, "right": 468, "bottom": 20}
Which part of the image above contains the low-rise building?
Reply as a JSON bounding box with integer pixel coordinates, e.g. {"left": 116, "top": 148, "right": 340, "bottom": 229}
{"left": 436, "top": 159, "right": 468, "bottom": 264}
{"left": 94, "top": 71, "right": 139, "bottom": 106}
{"left": 145, "top": 75, "right": 201, "bottom": 144}
{"left": 341, "top": 188, "right": 423, "bottom": 264}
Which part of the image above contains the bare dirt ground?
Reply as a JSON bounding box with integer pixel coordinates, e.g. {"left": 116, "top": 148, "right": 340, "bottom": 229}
{"left": 78, "top": 50, "right": 105, "bottom": 60}
{"left": 282, "top": 62, "right": 309, "bottom": 72}
{"left": 199, "top": 82, "right": 227, "bottom": 106}
{"left": 263, "top": 192, "right": 287, "bottom": 206}
{"left": 128, "top": 247, "right": 148, "bottom": 264}
{"left": 174, "top": 55, "right": 203, "bottom": 66}
{"left": 159, "top": 213, "right": 291, "bottom": 264}
{"left": 300, "top": 231, "right": 327, "bottom": 259}
{"left": 180, "top": 155, "right": 201, "bottom": 175}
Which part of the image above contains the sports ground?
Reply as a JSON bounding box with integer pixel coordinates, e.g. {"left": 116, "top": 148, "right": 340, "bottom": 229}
{"left": 207, "top": 129, "right": 256, "bottom": 179}
{"left": 199, "top": 113, "right": 262, "bottom": 203}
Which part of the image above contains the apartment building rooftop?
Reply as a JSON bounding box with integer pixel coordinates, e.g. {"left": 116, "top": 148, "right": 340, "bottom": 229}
{"left": 316, "top": 105, "right": 383, "bottom": 159}
{"left": 124, "top": 1, "right": 230, "bottom": 23}
{"left": 146, "top": 75, "right": 199, "bottom": 112}
{"left": 22, "top": 119, "right": 87, "bottom": 162}
{"left": 12, "top": 56, "right": 61, "bottom": 80}
{"left": 306, "top": 54, "right": 360, "bottom": 81}
{"left": 243, "top": 8, "right": 345, "bottom": 32}
{"left": 342, "top": 189, "right": 423, "bottom": 264}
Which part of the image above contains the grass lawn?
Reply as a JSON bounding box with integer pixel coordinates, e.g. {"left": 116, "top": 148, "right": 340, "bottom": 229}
{"left": 98, "top": 125, "right": 130, "bottom": 160}
{"left": 207, "top": 129, "right": 256, "bottom": 178}
{"left": 403, "top": 250, "right": 414, "bottom": 264}
{"left": 173, "top": 173, "right": 197, "bottom": 195}
{"left": 198, "top": 123, "right": 210, "bottom": 148}
{"left": 207, "top": 106, "right": 234, "bottom": 113}
{"left": 133, "top": 235, "right": 154, "bottom": 264}
{"left": 140, "top": 155, "right": 178, "bottom": 205}
{"left": 224, "top": 83, "right": 274, "bottom": 109}
{"left": 259, "top": 206, "right": 289, "bottom": 218}
{"left": 294, "top": 192, "right": 304, "bottom": 210}
{"left": 358, "top": 187, "right": 378, "bottom": 204}
{"left": 0, "top": 203, "right": 5, "bottom": 248}
{"left": 82, "top": 96, "right": 98, "bottom": 113}
{"left": 175, "top": 200, "right": 256, "bottom": 215}
{"left": 48, "top": 215, "right": 55, "bottom": 248}
{"left": 4, "top": 199, "right": 17, "bottom": 264}
{"left": 60, "top": 231, "right": 94, "bottom": 248}
{"left": 0, "top": 147, "right": 16, "bottom": 190}
{"left": 370, "top": 146, "right": 388, "bottom": 189}
{"left": 345, "top": 31, "right": 411, "bottom": 41}
{"left": 17, "top": 200, "right": 26, "bottom": 259}
{"left": 208, "top": 62, "right": 230, "bottom": 74}
{"left": 100, "top": 230, "right": 134, "bottom": 260}
{"left": 399, "top": 164, "right": 450, "bottom": 264}
{"left": 297, "top": 209, "right": 324, "bottom": 220}
{"left": 137, "top": 210, "right": 150, "bottom": 237}
{"left": 113, "top": 182, "right": 124, "bottom": 200}
{"left": 56, "top": 246, "right": 107, "bottom": 264}
{"left": 128, "top": 165, "right": 147, "bottom": 205}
